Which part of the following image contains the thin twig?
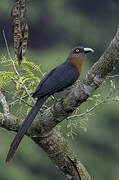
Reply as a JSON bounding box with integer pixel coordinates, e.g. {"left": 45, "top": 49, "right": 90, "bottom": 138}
{"left": 9, "top": 94, "right": 28, "bottom": 105}
{"left": 2, "top": 29, "right": 35, "bottom": 104}
{"left": 9, "top": 96, "right": 33, "bottom": 107}
{"left": 11, "top": 77, "right": 18, "bottom": 84}
{"left": 21, "top": 68, "right": 37, "bottom": 75}
{"left": 68, "top": 87, "right": 119, "bottom": 119}
{"left": 107, "top": 74, "right": 119, "bottom": 79}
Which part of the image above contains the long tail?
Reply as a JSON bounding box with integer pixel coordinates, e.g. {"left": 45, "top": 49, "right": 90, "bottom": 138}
{"left": 6, "top": 95, "right": 48, "bottom": 163}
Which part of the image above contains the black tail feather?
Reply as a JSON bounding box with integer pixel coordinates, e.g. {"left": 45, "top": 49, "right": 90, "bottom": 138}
{"left": 6, "top": 96, "right": 48, "bottom": 162}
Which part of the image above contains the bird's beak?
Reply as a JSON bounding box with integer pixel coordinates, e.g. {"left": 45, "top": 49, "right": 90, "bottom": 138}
{"left": 84, "top": 48, "right": 94, "bottom": 54}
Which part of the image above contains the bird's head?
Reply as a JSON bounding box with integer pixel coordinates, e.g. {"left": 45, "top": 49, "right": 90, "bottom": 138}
{"left": 69, "top": 46, "right": 94, "bottom": 58}
{"left": 67, "top": 46, "right": 94, "bottom": 74}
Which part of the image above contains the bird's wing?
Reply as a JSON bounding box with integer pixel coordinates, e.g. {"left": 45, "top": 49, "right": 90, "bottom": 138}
{"left": 33, "top": 64, "right": 78, "bottom": 98}
{"left": 32, "top": 68, "right": 56, "bottom": 97}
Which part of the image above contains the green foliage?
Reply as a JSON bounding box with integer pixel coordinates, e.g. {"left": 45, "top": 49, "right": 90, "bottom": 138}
{"left": 0, "top": 56, "right": 45, "bottom": 117}
{"left": 65, "top": 77, "right": 119, "bottom": 138}
{"left": 0, "top": 71, "right": 15, "bottom": 88}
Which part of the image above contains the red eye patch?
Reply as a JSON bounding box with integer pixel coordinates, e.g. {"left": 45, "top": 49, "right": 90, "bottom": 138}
{"left": 73, "top": 48, "right": 84, "bottom": 54}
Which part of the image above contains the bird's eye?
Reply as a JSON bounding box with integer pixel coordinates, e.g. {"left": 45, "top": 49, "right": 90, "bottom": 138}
{"left": 73, "top": 48, "right": 84, "bottom": 54}
{"left": 76, "top": 49, "right": 79, "bottom": 52}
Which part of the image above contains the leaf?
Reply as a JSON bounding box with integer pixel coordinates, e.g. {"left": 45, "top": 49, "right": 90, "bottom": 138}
{"left": 23, "top": 59, "right": 45, "bottom": 76}
{"left": 0, "top": 71, "right": 16, "bottom": 88}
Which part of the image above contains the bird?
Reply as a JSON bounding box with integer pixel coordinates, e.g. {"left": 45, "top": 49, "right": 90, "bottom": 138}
{"left": 6, "top": 46, "right": 94, "bottom": 162}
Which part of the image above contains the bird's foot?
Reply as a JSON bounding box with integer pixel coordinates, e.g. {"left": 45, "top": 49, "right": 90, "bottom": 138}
{"left": 53, "top": 94, "right": 60, "bottom": 103}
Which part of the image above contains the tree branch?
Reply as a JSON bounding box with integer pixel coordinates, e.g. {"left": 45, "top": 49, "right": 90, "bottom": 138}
{"left": 107, "top": 74, "right": 119, "bottom": 79}
{"left": 68, "top": 86, "right": 119, "bottom": 119}
{"left": 0, "top": 91, "right": 9, "bottom": 114}
{"left": 0, "top": 112, "right": 91, "bottom": 180}
{"left": 1, "top": 28, "right": 119, "bottom": 179}
{"left": 11, "top": 0, "right": 28, "bottom": 64}
{"left": 37, "top": 27, "right": 119, "bottom": 134}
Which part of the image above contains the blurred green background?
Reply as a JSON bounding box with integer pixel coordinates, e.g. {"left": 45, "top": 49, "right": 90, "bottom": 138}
{"left": 0, "top": 0, "right": 119, "bottom": 180}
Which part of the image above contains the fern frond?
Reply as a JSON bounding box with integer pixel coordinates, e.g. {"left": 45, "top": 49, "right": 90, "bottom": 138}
{"left": 0, "top": 71, "right": 16, "bottom": 88}
{"left": 21, "top": 64, "right": 40, "bottom": 83}
{"left": 23, "top": 59, "right": 45, "bottom": 76}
